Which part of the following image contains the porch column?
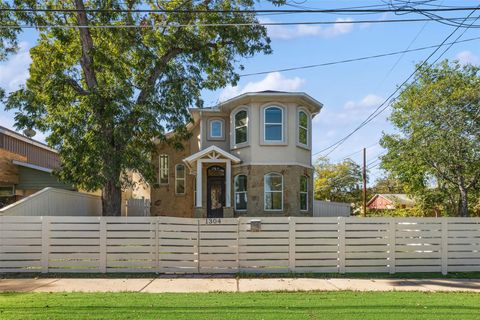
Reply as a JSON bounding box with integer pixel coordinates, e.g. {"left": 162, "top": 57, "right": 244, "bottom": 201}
{"left": 226, "top": 160, "right": 231, "bottom": 208}
{"left": 196, "top": 160, "right": 202, "bottom": 208}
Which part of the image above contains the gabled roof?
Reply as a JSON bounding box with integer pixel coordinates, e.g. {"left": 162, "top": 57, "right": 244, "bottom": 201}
{"left": 367, "top": 194, "right": 415, "bottom": 206}
{"left": 183, "top": 146, "right": 241, "bottom": 170}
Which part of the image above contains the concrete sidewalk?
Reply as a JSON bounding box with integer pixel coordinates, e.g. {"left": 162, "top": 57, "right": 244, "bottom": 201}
{"left": 1, "top": 277, "right": 480, "bottom": 293}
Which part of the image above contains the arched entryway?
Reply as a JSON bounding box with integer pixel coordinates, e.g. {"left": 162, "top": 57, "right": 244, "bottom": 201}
{"left": 207, "top": 165, "right": 225, "bottom": 218}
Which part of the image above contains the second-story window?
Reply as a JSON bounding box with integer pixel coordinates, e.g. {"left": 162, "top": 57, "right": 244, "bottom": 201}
{"left": 298, "top": 110, "right": 309, "bottom": 146}
{"left": 234, "top": 110, "right": 248, "bottom": 144}
{"left": 159, "top": 154, "right": 169, "bottom": 184}
{"left": 209, "top": 120, "right": 223, "bottom": 138}
{"left": 264, "top": 106, "right": 283, "bottom": 141}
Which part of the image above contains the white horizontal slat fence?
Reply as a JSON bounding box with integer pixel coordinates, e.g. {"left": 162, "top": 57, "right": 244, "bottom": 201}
{"left": 1, "top": 216, "right": 480, "bottom": 274}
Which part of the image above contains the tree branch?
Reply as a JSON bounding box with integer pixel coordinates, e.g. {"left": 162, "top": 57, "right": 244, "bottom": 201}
{"left": 65, "top": 78, "right": 89, "bottom": 95}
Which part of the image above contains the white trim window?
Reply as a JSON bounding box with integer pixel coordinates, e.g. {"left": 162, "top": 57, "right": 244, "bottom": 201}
{"left": 298, "top": 110, "right": 309, "bottom": 146}
{"left": 300, "top": 175, "right": 308, "bottom": 211}
{"left": 159, "top": 154, "right": 169, "bottom": 184}
{"left": 175, "top": 164, "right": 186, "bottom": 194}
{"left": 209, "top": 119, "right": 223, "bottom": 139}
{"left": 234, "top": 175, "right": 247, "bottom": 211}
{"left": 264, "top": 173, "right": 283, "bottom": 211}
{"left": 234, "top": 110, "right": 248, "bottom": 145}
{"left": 264, "top": 106, "right": 283, "bottom": 141}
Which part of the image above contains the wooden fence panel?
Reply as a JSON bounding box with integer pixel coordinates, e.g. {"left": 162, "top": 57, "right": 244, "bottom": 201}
{"left": 344, "top": 218, "right": 390, "bottom": 273}
{"left": 294, "top": 217, "right": 339, "bottom": 273}
{"left": 238, "top": 217, "right": 290, "bottom": 273}
{"left": 158, "top": 217, "right": 198, "bottom": 273}
{"left": 1, "top": 216, "right": 480, "bottom": 274}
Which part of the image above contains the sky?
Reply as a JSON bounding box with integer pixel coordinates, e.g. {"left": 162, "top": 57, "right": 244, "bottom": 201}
{"left": 1, "top": 0, "right": 479, "bottom": 182}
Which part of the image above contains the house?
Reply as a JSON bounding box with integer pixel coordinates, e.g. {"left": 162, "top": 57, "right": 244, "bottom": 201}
{"left": 367, "top": 193, "right": 415, "bottom": 210}
{"left": 151, "top": 91, "right": 323, "bottom": 218}
{"left": 0, "top": 126, "right": 73, "bottom": 207}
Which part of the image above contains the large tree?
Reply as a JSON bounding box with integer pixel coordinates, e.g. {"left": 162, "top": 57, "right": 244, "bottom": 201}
{"left": 381, "top": 61, "right": 480, "bottom": 217}
{"left": 0, "top": 0, "right": 22, "bottom": 98}
{"left": 314, "top": 157, "right": 364, "bottom": 205}
{"left": 4, "top": 0, "right": 284, "bottom": 215}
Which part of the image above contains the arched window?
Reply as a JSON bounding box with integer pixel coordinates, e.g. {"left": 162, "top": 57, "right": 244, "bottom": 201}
{"left": 234, "top": 175, "right": 247, "bottom": 211}
{"left": 264, "top": 173, "right": 283, "bottom": 211}
{"left": 234, "top": 110, "right": 248, "bottom": 144}
{"left": 175, "top": 164, "right": 186, "bottom": 194}
{"left": 300, "top": 176, "right": 308, "bottom": 211}
{"left": 298, "top": 110, "right": 309, "bottom": 146}
{"left": 209, "top": 119, "right": 223, "bottom": 139}
{"left": 264, "top": 106, "right": 283, "bottom": 141}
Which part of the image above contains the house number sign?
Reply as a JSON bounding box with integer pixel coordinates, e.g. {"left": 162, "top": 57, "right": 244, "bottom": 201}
{"left": 206, "top": 218, "right": 222, "bottom": 224}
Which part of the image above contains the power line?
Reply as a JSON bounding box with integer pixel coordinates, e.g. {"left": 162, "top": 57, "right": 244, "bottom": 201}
{"left": 2, "top": 7, "right": 480, "bottom": 14}
{"left": 313, "top": 6, "right": 480, "bottom": 158}
{"left": 3, "top": 16, "right": 480, "bottom": 29}
{"left": 240, "top": 35, "right": 480, "bottom": 77}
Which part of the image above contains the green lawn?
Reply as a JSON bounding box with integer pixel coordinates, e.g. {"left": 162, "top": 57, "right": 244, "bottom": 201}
{"left": 1, "top": 292, "right": 479, "bottom": 319}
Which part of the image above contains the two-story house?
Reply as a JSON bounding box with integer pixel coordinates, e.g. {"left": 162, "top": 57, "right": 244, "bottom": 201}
{"left": 151, "top": 91, "right": 322, "bottom": 218}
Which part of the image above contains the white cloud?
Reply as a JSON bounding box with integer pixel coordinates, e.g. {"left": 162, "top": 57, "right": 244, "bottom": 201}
{"left": 0, "top": 42, "right": 32, "bottom": 93}
{"left": 455, "top": 51, "right": 479, "bottom": 65}
{"left": 262, "top": 18, "right": 354, "bottom": 40}
{"left": 344, "top": 94, "right": 384, "bottom": 110}
{"left": 219, "top": 72, "right": 306, "bottom": 101}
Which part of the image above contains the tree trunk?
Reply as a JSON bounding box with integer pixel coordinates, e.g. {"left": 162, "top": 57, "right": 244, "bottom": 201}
{"left": 102, "top": 180, "right": 122, "bottom": 216}
{"left": 458, "top": 184, "right": 469, "bottom": 217}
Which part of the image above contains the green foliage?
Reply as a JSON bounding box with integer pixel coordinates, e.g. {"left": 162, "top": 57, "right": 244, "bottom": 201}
{"left": 0, "top": 0, "right": 20, "bottom": 61}
{"left": 367, "top": 208, "right": 431, "bottom": 217}
{"left": 381, "top": 61, "right": 480, "bottom": 217}
{"left": 371, "top": 175, "right": 406, "bottom": 194}
{"left": 3, "top": 0, "right": 284, "bottom": 215}
{"left": 314, "top": 157, "right": 363, "bottom": 205}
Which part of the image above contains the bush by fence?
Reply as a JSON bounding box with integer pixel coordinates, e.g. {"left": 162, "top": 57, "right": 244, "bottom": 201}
{"left": 1, "top": 216, "right": 479, "bottom": 274}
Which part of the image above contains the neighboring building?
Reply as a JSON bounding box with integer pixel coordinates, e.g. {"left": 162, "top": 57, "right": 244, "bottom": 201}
{"left": 151, "top": 91, "right": 323, "bottom": 218}
{"left": 313, "top": 200, "right": 351, "bottom": 217}
{"left": 0, "top": 126, "right": 73, "bottom": 207}
{"left": 367, "top": 193, "right": 415, "bottom": 210}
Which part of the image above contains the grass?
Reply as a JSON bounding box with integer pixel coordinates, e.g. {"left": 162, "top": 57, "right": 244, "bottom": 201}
{"left": 2, "top": 271, "right": 480, "bottom": 279}
{"left": 1, "top": 292, "right": 480, "bottom": 319}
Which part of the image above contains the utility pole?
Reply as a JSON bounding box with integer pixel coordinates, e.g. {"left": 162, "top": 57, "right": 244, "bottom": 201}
{"left": 362, "top": 147, "right": 367, "bottom": 217}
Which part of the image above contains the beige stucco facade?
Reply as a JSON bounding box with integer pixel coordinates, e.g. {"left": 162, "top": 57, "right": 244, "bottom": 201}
{"left": 149, "top": 91, "right": 322, "bottom": 218}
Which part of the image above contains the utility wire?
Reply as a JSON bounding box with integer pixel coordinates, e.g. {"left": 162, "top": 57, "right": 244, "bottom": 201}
{"left": 3, "top": 16, "right": 480, "bottom": 29}
{"left": 240, "top": 35, "right": 480, "bottom": 77}
{"left": 2, "top": 7, "right": 480, "bottom": 13}
{"left": 313, "top": 6, "right": 480, "bottom": 158}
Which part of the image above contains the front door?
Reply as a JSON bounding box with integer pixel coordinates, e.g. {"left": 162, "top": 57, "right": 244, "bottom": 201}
{"left": 207, "top": 166, "right": 225, "bottom": 218}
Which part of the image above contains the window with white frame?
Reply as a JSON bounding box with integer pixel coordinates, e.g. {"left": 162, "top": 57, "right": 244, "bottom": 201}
{"left": 234, "top": 110, "right": 248, "bottom": 145}
{"left": 158, "top": 154, "right": 169, "bottom": 184}
{"left": 175, "top": 164, "right": 186, "bottom": 194}
{"left": 264, "top": 106, "right": 283, "bottom": 141}
{"left": 300, "top": 176, "right": 308, "bottom": 211}
{"left": 209, "top": 119, "right": 223, "bottom": 139}
{"left": 298, "top": 110, "right": 309, "bottom": 146}
{"left": 264, "top": 173, "right": 283, "bottom": 211}
{"left": 234, "top": 175, "right": 247, "bottom": 210}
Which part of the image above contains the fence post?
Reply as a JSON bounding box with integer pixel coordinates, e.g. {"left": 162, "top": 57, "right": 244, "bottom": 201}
{"left": 441, "top": 218, "right": 448, "bottom": 275}
{"left": 389, "top": 219, "right": 396, "bottom": 274}
{"left": 99, "top": 218, "right": 107, "bottom": 273}
{"left": 338, "top": 217, "right": 346, "bottom": 274}
{"left": 41, "top": 216, "right": 50, "bottom": 273}
{"left": 289, "top": 217, "right": 296, "bottom": 272}
{"left": 197, "top": 219, "right": 200, "bottom": 274}
{"left": 236, "top": 217, "right": 240, "bottom": 273}
{"left": 155, "top": 218, "right": 160, "bottom": 273}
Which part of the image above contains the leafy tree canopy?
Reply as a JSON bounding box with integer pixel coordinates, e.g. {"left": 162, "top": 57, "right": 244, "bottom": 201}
{"left": 3, "top": 0, "right": 285, "bottom": 215}
{"left": 380, "top": 61, "right": 480, "bottom": 217}
{"left": 314, "top": 157, "right": 364, "bottom": 205}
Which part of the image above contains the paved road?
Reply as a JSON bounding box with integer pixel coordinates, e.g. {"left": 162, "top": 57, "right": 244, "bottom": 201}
{"left": 1, "top": 277, "right": 480, "bottom": 293}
